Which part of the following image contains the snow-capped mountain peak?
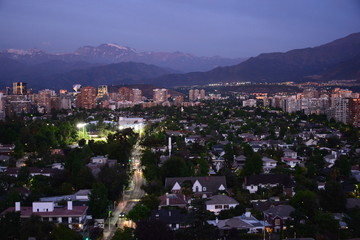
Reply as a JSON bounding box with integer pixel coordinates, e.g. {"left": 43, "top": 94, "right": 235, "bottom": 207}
{"left": 105, "top": 43, "right": 133, "bottom": 51}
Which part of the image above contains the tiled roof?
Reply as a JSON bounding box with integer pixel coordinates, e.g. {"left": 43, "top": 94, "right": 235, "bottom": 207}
{"left": 159, "top": 193, "right": 187, "bottom": 207}
{"left": 165, "top": 176, "right": 227, "bottom": 193}
{"left": 264, "top": 205, "right": 295, "bottom": 218}
{"left": 1, "top": 206, "right": 87, "bottom": 218}
{"left": 150, "top": 209, "right": 187, "bottom": 224}
{"left": 206, "top": 195, "right": 238, "bottom": 205}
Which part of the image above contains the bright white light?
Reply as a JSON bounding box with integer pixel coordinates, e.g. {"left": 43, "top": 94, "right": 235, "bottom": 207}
{"left": 77, "top": 123, "right": 87, "bottom": 129}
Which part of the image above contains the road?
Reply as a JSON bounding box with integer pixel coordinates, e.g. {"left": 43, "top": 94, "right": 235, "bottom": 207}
{"left": 103, "top": 144, "right": 145, "bottom": 240}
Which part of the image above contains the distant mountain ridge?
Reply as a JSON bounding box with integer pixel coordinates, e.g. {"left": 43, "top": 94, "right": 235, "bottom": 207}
{"left": 148, "top": 32, "right": 360, "bottom": 87}
{"left": 0, "top": 43, "right": 245, "bottom": 72}
{"left": 1, "top": 33, "right": 359, "bottom": 90}
{"left": 0, "top": 60, "right": 174, "bottom": 90}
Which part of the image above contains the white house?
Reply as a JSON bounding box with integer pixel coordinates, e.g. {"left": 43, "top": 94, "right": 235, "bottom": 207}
{"left": 165, "top": 176, "right": 227, "bottom": 198}
{"left": 281, "top": 157, "right": 301, "bottom": 168}
{"left": 1, "top": 201, "right": 88, "bottom": 231}
{"left": 262, "top": 157, "right": 277, "bottom": 173}
{"left": 244, "top": 174, "right": 295, "bottom": 196}
{"left": 205, "top": 195, "right": 239, "bottom": 214}
{"left": 283, "top": 149, "right": 297, "bottom": 159}
{"left": 91, "top": 156, "right": 108, "bottom": 164}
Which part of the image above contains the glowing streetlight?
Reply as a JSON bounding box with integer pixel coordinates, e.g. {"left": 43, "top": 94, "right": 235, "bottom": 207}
{"left": 77, "top": 123, "right": 87, "bottom": 139}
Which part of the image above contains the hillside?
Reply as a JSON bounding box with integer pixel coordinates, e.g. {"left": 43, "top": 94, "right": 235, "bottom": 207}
{"left": 149, "top": 32, "right": 360, "bottom": 87}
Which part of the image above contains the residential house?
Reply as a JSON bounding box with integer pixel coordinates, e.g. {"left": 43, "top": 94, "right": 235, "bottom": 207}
{"left": 150, "top": 209, "right": 189, "bottom": 230}
{"left": 205, "top": 195, "right": 238, "bottom": 214}
{"left": 324, "top": 153, "right": 337, "bottom": 167}
{"left": 244, "top": 174, "right": 295, "bottom": 196}
{"left": 165, "top": 176, "right": 227, "bottom": 198}
{"left": 304, "top": 139, "right": 318, "bottom": 147}
{"left": 1, "top": 201, "right": 88, "bottom": 231}
{"left": 262, "top": 157, "right": 277, "bottom": 173}
{"left": 283, "top": 149, "right": 297, "bottom": 159}
{"left": 6, "top": 167, "right": 59, "bottom": 178}
{"left": 86, "top": 156, "right": 117, "bottom": 176}
{"left": 264, "top": 205, "right": 295, "bottom": 232}
{"left": 185, "top": 135, "right": 203, "bottom": 144}
{"left": 281, "top": 157, "right": 301, "bottom": 168}
{"left": 208, "top": 212, "right": 271, "bottom": 234}
{"left": 158, "top": 193, "right": 188, "bottom": 209}
{"left": 39, "top": 189, "right": 90, "bottom": 202}
{"left": 0, "top": 144, "right": 15, "bottom": 156}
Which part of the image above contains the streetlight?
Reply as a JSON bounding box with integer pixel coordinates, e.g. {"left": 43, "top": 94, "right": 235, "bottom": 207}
{"left": 77, "top": 123, "right": 87, "bottom": 139}
{"left": 108, "top": 210, "right": 112, "bottom": 231}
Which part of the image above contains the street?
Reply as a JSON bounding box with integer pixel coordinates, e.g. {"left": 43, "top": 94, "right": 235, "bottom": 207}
{"left": 103, "top": 144, "right": 145, "bottom": 240}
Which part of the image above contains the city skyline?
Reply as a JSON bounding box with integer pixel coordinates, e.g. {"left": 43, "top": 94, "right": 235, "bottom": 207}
{"left": 1, "top": 0, "right": 360, "bottom": 58}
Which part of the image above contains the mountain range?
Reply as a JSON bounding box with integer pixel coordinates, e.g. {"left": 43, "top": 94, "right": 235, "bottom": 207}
{"left": 0, "top": 32, "right": 359, "bottom": 90}
{"left": 150, "top": 32, "right": 360, "bottom": 87}
{"left": 0, "top": 44, "right": 244, "bottom": 72}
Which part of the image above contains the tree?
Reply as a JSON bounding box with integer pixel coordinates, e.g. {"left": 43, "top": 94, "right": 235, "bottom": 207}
{"left": 334, "top": 155, "right": 351, "bottom": 177}
{"left": 50, "top": 224, "right": 82, "bottom": 240}
{"left": 242, "top": 152, "right": 263, "bottom": 176}
{"left": 345, "top": 209, "right": 360, "bottom": 237}
{"left": 98, "top": 164, "right": 128, "bottom": 202}
{"left": 242, "top": 143, "right": 254, "bottom": 157}
{"left": 112, "top": 227, "right": 134, "bottom": 240}
{"left": 20, "top": 214, "right": 54, "bottom": 240}
{"left": 160, "top": 156, "right": 190, "bottom": 180}
{"left": 319, "top": 180, "right": 346, "bottom": 212}
{"left": 0, "top": 211, "right": 21, "bottom": 239}
{"left": 313, "top": 211, "right": 339, "bottom": 239}
{"left": 139, "top": 195, "right": 160, "bottom": 210}
{"left": 195, "top": 156, "right": 209, "bottom": 176}
{"left": 290, "top": 190, "right": 319, "bottom": 218}
{"left": 179, "top": 199, "right": 218, "bottom": 240}
{"left": 134, "top": 219, "right": 174, "bottom": 240}
{"left": 17, "top": 166, "right": 30, "bottom": 186}
{"left": 140, "top": 149, "right": 158, "bottom": 166}
{"left": 89, "top": 183, "right": 110, "bottom": 219}
{"left": 126, "top": 204, "right": 151, "bottom": 222}
{"left": 224, "top": 144, "right": 235, "bottom": 169}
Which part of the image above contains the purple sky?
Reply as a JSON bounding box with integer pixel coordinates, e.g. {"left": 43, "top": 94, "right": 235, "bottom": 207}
{"left": 1, "top": 0, "right": 360, "bottom": 58}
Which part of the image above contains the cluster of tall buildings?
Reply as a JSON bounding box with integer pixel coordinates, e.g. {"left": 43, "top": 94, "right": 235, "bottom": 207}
{"left": 255, "top": 88, "right": 360, "bottom": 127}
{"left": 0, "top": 83, "right": 195, "bottom": 119}
{"left": 0, "top": 83, "right": 145, "bottom": 118}
{"left": 189, "top": 89, "right": 206, "bottom": 101}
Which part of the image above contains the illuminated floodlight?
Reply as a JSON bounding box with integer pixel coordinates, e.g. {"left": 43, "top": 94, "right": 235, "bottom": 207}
{"left": 77, "top": 123, "right": 87, "bottom": 129}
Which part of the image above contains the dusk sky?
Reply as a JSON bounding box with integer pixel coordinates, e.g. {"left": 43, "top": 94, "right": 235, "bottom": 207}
{"left": 1, "top": 0, "right": 360, "bottom": 58}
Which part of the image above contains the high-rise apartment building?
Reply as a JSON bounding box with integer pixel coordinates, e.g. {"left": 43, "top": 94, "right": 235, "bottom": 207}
{"left": 189, "top": 89, "right": 205, "bottom": 101}
{"left": 350, "top": 98, "right": 360, "bottom": 127}
{"left": 200, "top": 89, "right": 206, "bottom": 100}
{"left": 153, "top": 89, "right": 168, "bottom": 103}
{"left": 35, "top": 89, "right": 56, "bottom": 113}
{"left": 131, "top": 89, "right": 142, "bottom": 103}
{"left": 12, "top": 82, "right": 27, "bottom": 95}
{"left": 97, "top": 85, "right": 108, "bottom": 99}
{"left": 119, "top": 87, "right": 132, "bottom": 101}
{"left": 189, "top": 89, "right": 194, "bottom": 101}
{"left": 76, "top": 86, "right": 97, "bottom": 109}
{"left": 332, "top": 98, "right": 350, "bottom": 124}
